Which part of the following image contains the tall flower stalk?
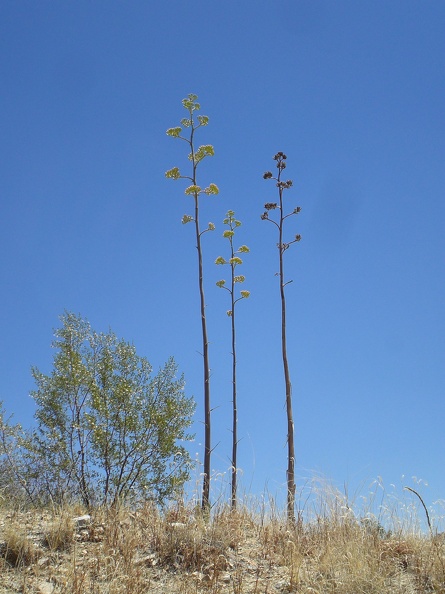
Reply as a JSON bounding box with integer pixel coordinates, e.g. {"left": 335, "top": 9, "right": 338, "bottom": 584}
{"left": 215, "top": 210, "right": 250, "bottom": 509}
{"left": 261, "top": 152, "right": 301, "bottom": 522}
{"left": 165, "top": 94, "right": 219, "bottom": 511}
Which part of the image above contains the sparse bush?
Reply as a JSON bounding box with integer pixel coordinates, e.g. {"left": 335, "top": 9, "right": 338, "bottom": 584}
{"left": 0, "top": 402, "right": 44, "bottom": 508}
{"left": 1, "top": 313, "right": 196, "bottom": 508}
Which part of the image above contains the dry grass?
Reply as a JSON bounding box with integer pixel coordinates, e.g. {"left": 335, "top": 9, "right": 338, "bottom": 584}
{"left": 1, "top": 524, "right": 38, "bottom": 568}
{"left": 0, "top": 481, "right": 444, "bottom": 593}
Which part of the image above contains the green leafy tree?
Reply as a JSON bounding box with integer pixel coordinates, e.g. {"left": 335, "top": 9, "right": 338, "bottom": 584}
{"left": 29, "top": 312, "right": 195, "bottom": 507}
{"left": 165, "top": 94, "right": 218, "bottom": 511}
{"left": 215, "top": 210, "right": 250, "bottom": 509}
{"left": 261, "top": 153, "right": 302, "bottom": 522}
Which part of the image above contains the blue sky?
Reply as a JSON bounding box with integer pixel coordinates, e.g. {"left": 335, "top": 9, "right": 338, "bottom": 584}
{"left": 1, "top": 1, "right": 444, "bottom": 514}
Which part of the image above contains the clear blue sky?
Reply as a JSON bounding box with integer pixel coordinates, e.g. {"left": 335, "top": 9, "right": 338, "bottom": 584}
{"left": 1, "top": 1, "right": 444, "bottom": 514}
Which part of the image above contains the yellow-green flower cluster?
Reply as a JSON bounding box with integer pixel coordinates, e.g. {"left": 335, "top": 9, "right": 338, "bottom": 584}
{"left": 165, "top": 167, "right": 181, "bottom": 179}
{"left": 223, "top": 230, "right": 234, "bottom": 238}
{"left": 182, "top": 94, "right": 200, "bottom": 112}
{"left": 181, "top": 214, "right": 194, "bottom": 225}
{"left": 166, "top": 127, "right": 182, "bottom": 138}
{"left": 238, "top": 245, "right": 250, "bottom": 253}
{"left": 234, "top": 275, "right": 245, "bottom": 283}
{"left": 204, "top": 183, "right": 219, "bottom": 195}
{"left": 190, "top": 144, "right": 215, "bottom": 163}
{"left": 216, "top": 280, "right": 226, "bottom": 288}
{"left": 185, "top": 185, "right": 201, "bottom": 195}
{"left": 240, "top": 291, "right": 250, "bottom": 299}
{"left": 208, "top": 222, "right": 215, "bottom": 231}
{"left": 215, "top": 256, "right": 226, "bottom": 265}
{"left": 229, "top": 257, "right": 243, "bottom": 266}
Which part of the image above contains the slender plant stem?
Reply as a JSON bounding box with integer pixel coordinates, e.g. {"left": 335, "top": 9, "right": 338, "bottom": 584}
{"left": 216, "top": 211, "right": 249, "bottom": 510}
{"left": 189, "top": 130, "right": 211, "bottom": 512}
{"left": 404, "top": 486, "right": 432, "bottom": 534}
{"left": 166, "top": 96, "right": 219, "bottom": 512}
{"left": 230, "top": 243, "right": 238, "bottom": 510}
{"left": 262, "top": 153, "right": 300, "bottom": 523}
{"left": 278, "top": 176, "right": 296, "bottom": 523}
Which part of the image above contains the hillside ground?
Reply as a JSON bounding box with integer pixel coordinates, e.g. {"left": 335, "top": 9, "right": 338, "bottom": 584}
{"left": 1, "top": 483, "right": 444, "bottom": 594}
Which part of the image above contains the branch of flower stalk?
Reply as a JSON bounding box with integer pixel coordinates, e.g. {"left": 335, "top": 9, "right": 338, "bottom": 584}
{"left": 261, "top": 213, "right": 280, "bottom": 229}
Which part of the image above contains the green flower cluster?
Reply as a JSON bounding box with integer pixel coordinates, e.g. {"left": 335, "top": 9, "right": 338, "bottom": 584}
{"left": 204, "top": 183, "right": 219, "bottom": 195}
{"left": 165, "top": 167, "right": 181, "bottom": 179}
{"left": 197, "top": 115, "right": 209, "bottom": 126}
{"left": 166, "top": 127, "right": 182, "bottom": 138}
{"left": 185, "top": 185, "right": 201, "bottom": 195}
{"left": 229, "top": 257, "right": 243, "bottom": 266}
{"left": 182, "top": 93, "right": 200, "bottom": 112}
{"left": 190, "top": 144, "right": 215, "bottom": 164}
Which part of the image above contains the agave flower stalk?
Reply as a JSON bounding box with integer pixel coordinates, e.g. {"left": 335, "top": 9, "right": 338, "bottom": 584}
{"left": 215, "top": 211, "right": 250, "bottom": 509}
{"left": 261, "top": 152, "right": 301, "bottom": 523}
{"left": 165, "top": 94, "right": 219, "bottom": 511}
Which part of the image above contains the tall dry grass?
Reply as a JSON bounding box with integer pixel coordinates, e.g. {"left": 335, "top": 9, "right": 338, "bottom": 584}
{"left": 0, "top": 477, "right": 444, "bottom": 593}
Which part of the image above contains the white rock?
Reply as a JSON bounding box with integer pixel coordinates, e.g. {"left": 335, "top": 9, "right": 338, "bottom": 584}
{"left": 37, "top": 556, "right": 50, "bottom": 567}
{"left": 73, "top": 514, "right": 91, "bottom": 528}
{"left": 37, "top": 581, "right": 54, "bottom": 594}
